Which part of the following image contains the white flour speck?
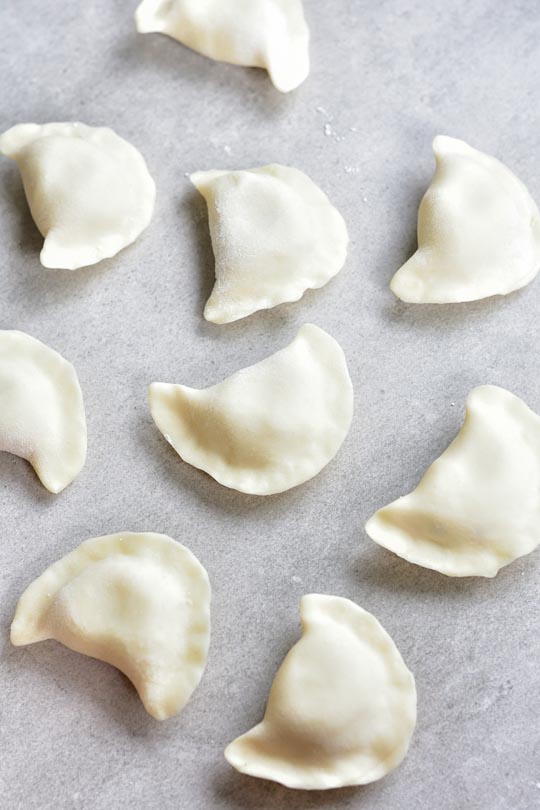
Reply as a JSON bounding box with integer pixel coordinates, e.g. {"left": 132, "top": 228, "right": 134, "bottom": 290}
{"left": 316, "top": 106, "right": 333, "bottom": 121}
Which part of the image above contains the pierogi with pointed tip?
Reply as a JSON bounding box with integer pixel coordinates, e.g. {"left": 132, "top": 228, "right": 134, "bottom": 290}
{"left": 149, "top": 324, "right": 353, "bottom": 495}
{"left": 0, "top": 122, "right": 155, "bottom": 269}
{"left": 191, "top": 164, "right": 348, "bottom": 324}
{"left": 391, "top": 136, "right": 540, "bottom": 302}
{"left": 366, "top": 386, "right": 540, "bottom": 576}
{"left": 0, "top": 330, "right": 86, "bottom": 493}
{"left": 11, "top": 532, "right": 211, "bottom": 720}
{"left": 135, "top": 0, "right": 309, "bottom": 93}
{"left": 225, "top": 595, "right": 416, "bottom": 789}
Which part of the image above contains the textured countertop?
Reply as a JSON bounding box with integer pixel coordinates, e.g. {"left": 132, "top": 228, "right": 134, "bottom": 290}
{"left": 0, "top": 2, "right": 539, "bottom": 809}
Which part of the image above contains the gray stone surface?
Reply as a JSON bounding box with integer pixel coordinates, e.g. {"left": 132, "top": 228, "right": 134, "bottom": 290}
{"left": 0, "top": 1, "right": 539, "bottom": 808}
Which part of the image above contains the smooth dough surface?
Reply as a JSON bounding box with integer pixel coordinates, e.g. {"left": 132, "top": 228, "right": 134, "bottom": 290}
{"left": 225, "top": 594, "right": 416, "bottom": 790}
{"left": 149, "top": 324, "right": 353, "bottom": 495}
{"left": 191, "top": 165, "right": 348, "bottom": 324}
{"left": 0, "top": 330, "right": 86, "bottom": 493}
{"left": 391, "top": 136, "right": 540, "bottom": 303}
{"left": 11, "top": 532, "right": 211, "bottom": 720}
{"left": 366, "top": 386, "right": 540, "bottom": 577}
{"left": 135, "top": 0, "right": 309, "bottom": 93}
{"left": 0, "top": 122, "right": 156, "bottom": 270}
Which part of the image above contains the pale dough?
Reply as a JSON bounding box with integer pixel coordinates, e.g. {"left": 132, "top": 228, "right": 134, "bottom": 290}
{"left": 135, "top": 0, "right": 309, "bottom": 93}
{"left": 225, "top": 594, "right": 416, "bottom": 789}
{"left": 391, "top": 136, "right": 540, "bottom": 302}
{"left": 366, "top": 386, "right": 540, "bottom": 577}
{"left": 0, "top": 330, "right": 86, "bottom": 493}
{"left": 0, "top": 122, "right": 156, "bottom": 270}
{"left": 11, "top": 532, "right": 211, "bottom": 720}
{"left": 149, "top": 324, "right": 353, "bottom": 495}
{"left": 191, "top": 164, "right": 348, "bottom": 324}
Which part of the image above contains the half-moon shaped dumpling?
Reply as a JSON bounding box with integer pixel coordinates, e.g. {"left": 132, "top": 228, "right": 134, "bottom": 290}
{"left": 135, "top": 0, "right": 309, "bottom": 93}
{"left": 0, "top": 122, "right": 156, "bottom": 270}
{"left": 366, "top": 386, "right": 540, "bottom": 577}
{"left": 11, "top": 532, "right": 211, "bottom": 720}
{"left": 149, "top": 324, "right": 353, "bottom": 495}
{"left": 0, "top": 330, "right": 86, "bottom": 493}
{"left": 191, "top": 164, "right": 348, "bottom": 324}
{"left": 225, "top": 594, "right": 416, "bottom": 789}
{"left": 391, "top": 136, "right": 540, "bottom": 303}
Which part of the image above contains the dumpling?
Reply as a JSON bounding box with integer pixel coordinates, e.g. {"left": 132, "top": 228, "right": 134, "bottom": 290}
{"left": 149, "top": 324, "right": 353, "bottom": 495}
{"left": 11, "top": 532, "right": 211, "bottom": 720}
{"left": 0, "top": 122, "right": 156, "bottom": 270}
{"left": 225, "top": 594, "right": 416, "bottom": 789}
{"left": 366, "top": 386, "right": 540, "bottom": 577}
{"left": 191, "top": 164, "right": 348, "bottom": 324}
{"left": 0, "top": 330, "right": 86, "bottom": 493}
{"left": 391, "top": 136, "right": 540, "bottom": 303}
{"left": 135, "top": 0, "right": 309, "bottom": 93}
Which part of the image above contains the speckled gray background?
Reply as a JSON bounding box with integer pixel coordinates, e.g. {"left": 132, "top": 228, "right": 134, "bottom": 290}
{"left": 0, "top": 1, "right": 539, "bottom": 808}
